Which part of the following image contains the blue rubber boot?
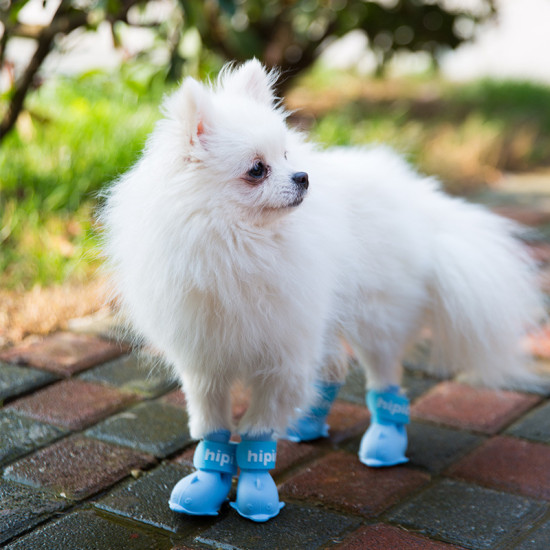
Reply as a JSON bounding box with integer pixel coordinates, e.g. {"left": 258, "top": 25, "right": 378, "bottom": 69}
{"left": 230, "top": 433, "right": 285, "bottom": 522}
{"left": 169, "top": 430, "right": 237, "bottom": 516}
{"left": 286, "top": 381, "right": 342, "bottom": 442}
{"left": 359, "top": 385, "right": 410, "bottom": 467}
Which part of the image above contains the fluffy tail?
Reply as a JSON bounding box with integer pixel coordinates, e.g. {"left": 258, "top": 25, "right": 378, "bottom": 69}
{"left": 429, "top": 200, "right": 545, "bottom": 390}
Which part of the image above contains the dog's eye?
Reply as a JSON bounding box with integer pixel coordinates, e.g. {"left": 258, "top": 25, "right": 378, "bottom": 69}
{"left": 248, "top": 161, "right": 267, "bottom": 179}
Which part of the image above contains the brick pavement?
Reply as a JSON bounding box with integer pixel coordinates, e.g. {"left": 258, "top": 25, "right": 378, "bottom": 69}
{"left": 1, "top": 199, "right": 550, "bottom": 549}
{"left": 1, "top": 329, "right": 549, "bottom": 550}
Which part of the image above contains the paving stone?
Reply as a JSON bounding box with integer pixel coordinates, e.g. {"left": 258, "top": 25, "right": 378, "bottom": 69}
{"left": 388, "top": 479, "right": 547, "bottom": 549}
{"left": 0, "top": 332, "right": 128, "bottom": 376}
{"left": 411, "top": 381, "right": 541, "bottom": 434}
{"left": 85, "top": 400, "right": 192, "bottom": 458}
{"left": 327, "top": 401, "right": 371, "bottom": 443}
{"left": 4, "top": 510, "right": 167, "bottom": 550}
{"left": 336, "top": 523, "right": 465, "bottom": 549}
{"left": 0, "top": 478, "right": 68, "bottom": 545}
{"left": 448, "top": 435, "right": 550, "bottom": 500}
{"left": 80, "top": 354, "right": 177, "bottom": 398}
{"left": 279, "top": 450, "right": 430, "bottom": 517}
{"left": 0, "top": 410, "right": 66, "bottom": 467}
{"left": 272, "top": 439, "right": 321, "bottom": 478}
{"left": 4, "top": 435, "right": 155, "bottom": 500}
{"left": 0, "top": 362, "right": 56, "bottom": 403}
{"left": 342, "top": 422, "right": 483, "bottom": 474}
{"left": 95, "top": 463, "right": 203, "bottom": 535}
{"left": 527, "top": 242, "right": 550, "bottom": 263}
{"left": 406, "top": 421, "right": 485, "bottom": 473}
{"left": 194, "top": 502, "right": 359, "bottom": 550}
{"left": 8, "top": 379, "right": 136, "bottom": 431}
{"left": 491, "top": 205, "right": 550, "bottom": 227}
{"left": 172, "top": 444, "right": 197, "bottom": 467}
{"left": 161, "top": 389, "right": 187, "bottom": 408}
{"left": 514, "top": 519, "right": 550, "bottom": 550}
{"left": 507, "top": 401, "right": 550, "bottom": 443}
{"left": 402, "top": 371, "right": 439, "bottom": 402}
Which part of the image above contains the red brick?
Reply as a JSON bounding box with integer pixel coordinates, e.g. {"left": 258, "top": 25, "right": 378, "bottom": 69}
{"left": 272, "top": 439, "right": 320, "bottom": 478}
{"left": 4, "top": 435, "right": 155, "bottom": 500}
{"left": 448, "top": 435, "right": 550, "bottom": 500}
{"left": 327, "top": 400, "right": 371, "bottom": 443}
{"left": 527, "top": 242, "right": 550, "bottom": 264}
{"left": 160, "top": 389, "right": 187, "bottom": 409}
{"left": 279, "top": 451, "right": 430, "bottom": 517}
{"left": 172, "top": 444, "right": 197, "bottom": 467}
{"left": 8, "top": 379, "right": 136, "bottom": 431}
{"left": 0, "top": 332, "right": 128, "bottom": 376}
{"left": 411, "top": 381, "right": 540, "bottom": 434}
{"left": 337, "top": 524, "right": 465, "bottom": 550}
{"left": 491, "top": 206, "right": 550, "bottom": 227}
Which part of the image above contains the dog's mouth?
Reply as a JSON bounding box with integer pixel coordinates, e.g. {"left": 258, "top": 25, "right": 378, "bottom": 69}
{"left": 287, "top": 196, "right": 305, "bottom": 208}
{"left": 261, "top": 193, "right": 306, "bottom": 216}
{"left": 286, "top": 188, "right": 308, "bottom": 208}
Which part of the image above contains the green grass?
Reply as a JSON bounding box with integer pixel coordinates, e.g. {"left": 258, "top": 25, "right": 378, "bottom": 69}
{"left": 3, "top": 67, "right": 550, "bottom": 291}
{"left": 450, "top": 79, "right": 550, "bottom": 165}
{"left": 1, "top": 71, "right": 167, "bottom": 289}
{"left": 292, "top": 69, "right": 550, "bottom": 192}
{"left": 452, "top": 79, "right": 550, "bottom": 133}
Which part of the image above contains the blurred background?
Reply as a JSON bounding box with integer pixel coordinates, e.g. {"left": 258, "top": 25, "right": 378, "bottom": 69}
{"left": 1, "top": 0, "right": 550, "bottom": 346}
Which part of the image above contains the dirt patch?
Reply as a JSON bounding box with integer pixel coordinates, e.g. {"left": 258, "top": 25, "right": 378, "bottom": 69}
{"left": 0, "top": 278, "right": 110, "bottom": 349}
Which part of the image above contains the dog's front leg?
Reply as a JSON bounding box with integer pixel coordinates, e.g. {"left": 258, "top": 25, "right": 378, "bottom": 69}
{"left": 229, "top": 370, "right": 314, "bottom": 522}
{"left": 169, "top": 374, "right": 236, "bottom": 516}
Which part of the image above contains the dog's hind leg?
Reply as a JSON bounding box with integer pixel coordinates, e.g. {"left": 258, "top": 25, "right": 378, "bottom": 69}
{"left": 347, "top": 308, "right": 423, "bottom": 468}
{"left": 285, "top": 331, "right": 348, "bottom": 442}
{"left": 351, "top": 343, "right": 410, "bottom": 467}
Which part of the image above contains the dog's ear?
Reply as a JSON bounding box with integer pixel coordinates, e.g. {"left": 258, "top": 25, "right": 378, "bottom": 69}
{"left": 161, "top": 77, "right": 212, "bottom": 148}
{"left": 221, "top": 59, "right": 278, "bottom": 105}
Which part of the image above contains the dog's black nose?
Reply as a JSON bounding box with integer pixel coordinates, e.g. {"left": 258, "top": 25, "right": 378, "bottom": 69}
{"left": 292, "top": 172, "right": 309, "bottom": 189}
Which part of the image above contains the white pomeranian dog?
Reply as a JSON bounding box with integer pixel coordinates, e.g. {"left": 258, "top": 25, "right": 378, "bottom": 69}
{"left": 101, "top": 59, "right": 544, "bottom": 522}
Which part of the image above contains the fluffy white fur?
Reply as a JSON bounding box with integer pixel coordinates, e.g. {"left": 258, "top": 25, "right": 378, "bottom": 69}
{"left": 101, "top": 60, "right": 544, "bottom": 439}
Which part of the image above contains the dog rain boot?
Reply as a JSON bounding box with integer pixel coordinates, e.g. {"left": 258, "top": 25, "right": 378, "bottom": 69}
{"left": 359, "top": 385, "right": 410, "bottom": 467}
{"left": 230, "top": 433, "right": 285, "bottom": 522}
{"left": 169, "top": 429, "right": 237, "bottom": 516}
{"left": 286, "top": 380, "right": 342, "bottom": 442}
